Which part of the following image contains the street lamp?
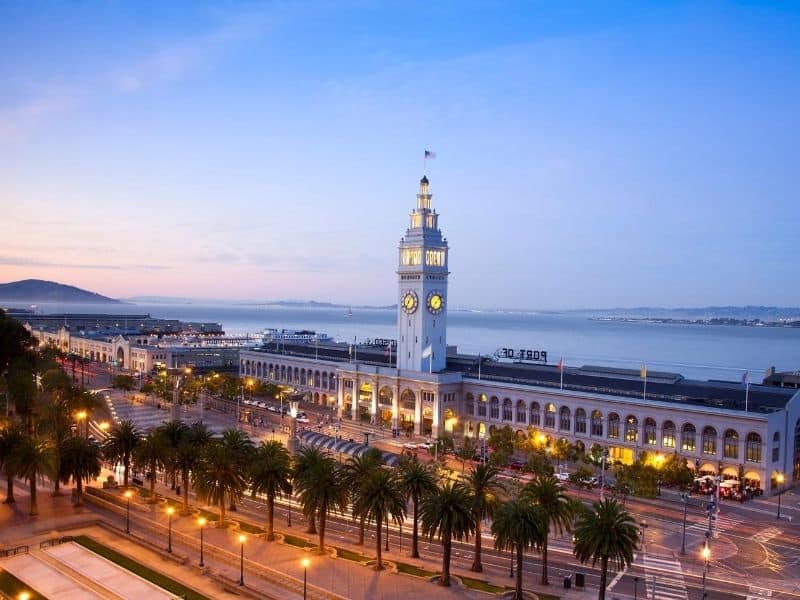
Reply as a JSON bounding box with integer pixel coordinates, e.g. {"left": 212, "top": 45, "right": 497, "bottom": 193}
{"left": 238, "top": 534, "right": 246, "bottom": 586}
{"left": 600, "top": 449, "right": 609, "bottom": 501}
{"left": 76, "top": 410, "right": 88, "bottom": 438}
{"left": 99, "top": 421, "right": 110, "bottom": 435}
{"left": 680, "top": 490, "right": 689, "bottom": 555}
{"left": 634, "top": 576, "right": 639, "bottom": 600}
{"left": 701, "top": 539, "right": 710, "bottom": 599}
{"left": 124, "top": 490, "right": 133, "bottom": 534}
{"left": 287, "top": 485, "right": 293, "bottom": 527}
{"left": 166, "top": 506, "right": 175, "bottom": 553}
{"left": 198, "top": 517, "right": 206, "bottom": 567}
{"left": 18, "top": 591, "right": 31, "bottom": 600}
{"left": 776, "top": 473, "right": 785, "bottom": 520}
{"left": 301, "top": 557, "right": 310, "bottom": 600}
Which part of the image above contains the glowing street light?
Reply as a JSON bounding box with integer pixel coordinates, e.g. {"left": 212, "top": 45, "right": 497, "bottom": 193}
{"left": 776, "top": 472, "right": 785, "bottom": 520}
{"left": 166, "top": 506, "right": 175, "bottom": 553}
{"left": 301, "top": 557, "right": 310, "bottom": 600}
{"left": 701, "top": 540, "right": 711, "bottom": 599}
{"left": 198, "top": 517, "right": 207, "bottom": 567}
{"left": 239, "top": 534, "right": 247, "bottom": 586}
{"left": 18, "top": 591, "right": 31, "bottom": 600}
{"left": 124, "top": 490, "right": 133, "bottom": 534}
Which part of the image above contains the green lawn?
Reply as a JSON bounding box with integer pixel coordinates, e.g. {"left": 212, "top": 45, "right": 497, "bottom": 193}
{"left": 395, "top": 562, "right": 438, "bottom": 578}
{"left": 538, "top": 593, "right": 560, "bottom": 600}
{"left": 0, "top": 570, "right": 46, "bottom": 600}
{"left": 237, "top": 521, "right": 266, "bottom": 535}
{"left": 459, "top": 575, "right": 509, "bottom": 594}
{"left": 282, "top": 533, "right": 314, "bottom": 549}
{"left": 334, "top": 547, "right": 371, "bottom": 562}
{"left": 198, "top": 508, "right": 220, "bottom": 522}
{"left": 74, "top": 536, "right": 211, "bottom": 600}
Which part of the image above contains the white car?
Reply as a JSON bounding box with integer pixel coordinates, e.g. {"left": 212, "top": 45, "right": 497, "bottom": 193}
{"left": 257, "top": 402, "right": 267, "bottom": 409}
{"left": 555, "top": 472, "right": 570, "bottom": 482}
{"left": 403, "top": 442, "right": 417, "bottom": 450}
{"left": 418, "top": 441, "right": 434, "bottom": 450}
{"left": 266, "top": 405, "right": 277, "bottom": 412}
{"left": 297, "top": 416, "right": 310, "bottom": 423}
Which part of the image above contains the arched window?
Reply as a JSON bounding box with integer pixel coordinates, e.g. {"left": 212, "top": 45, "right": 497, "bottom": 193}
{"left": 478, "top": 394, "right": 487, "bottom": 417}
{"left": 702, "top": 426, "right": 717, "bottom": 455}
{"left": 724, "top": 429, "right": 739, "bottom": 459}
{"left": 625, "top": 415, "right": 638, "bottom": 443}
{"left": 662, "top": 421, "right": 676, "bottom": 449}
{"left": 591, "top": 410, "right": 603, "bottom": 436}
{"left": 772, "top": 431, "right": 780, "bottom": 463}
{"left": 330, "top": 373, "right": 337, "bottom": 390}
{"left": 544, "top": 403, "right": 556, "bottom": 429}
{"left": 401, "top": 389, "right": 416, "bottom": 411}
{"left": 607, "top": 413, "right": 620, "bottom": 440}
{"left": 681, "top": 423, "right": 697, "bottom": 453}
{"left": 530, "top": 402, "right": 541, "bottom": 426}
{"left": 322, "top": 372, "right": 328, "bottom": 388}
{"left": 466, "top": 393, "right": 475, "bottom": 416}
{"left": 515, "top": 400, "right": 526, "bottom": 423}
{"left": 575, "top": 408, "right": 587, "bottom": 434}
{"left": 490, "top": 396, "right": 500, "bottom": 420}
{"left": 379, "top": 387, "right": 393, "bottom": 406}
{"left": 746, "top": 432, "right": 762, "bottom": 463}
{"left": 559, "top": 406, "right": 571, "bottom": 431}
{"left": 644, "top": 418, "right": 657, "bottom": 445}
{"left": 502, "top": 398, "right": 513, "bottom": 421}
{"left": 256, "top": 363, "right": 262, "bottom": 377}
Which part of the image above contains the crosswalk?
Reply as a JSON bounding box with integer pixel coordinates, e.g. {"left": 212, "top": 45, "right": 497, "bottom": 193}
{"left": 752, "top": 527, "right": 782, "bottom": 544}
{"left": 641, "top": 554, "right": 689, "bottom": 600}
{"left": 747, "top": 584, "right": 773, "bottom": 600}
{"left": 684, "top": 513, "right": 741, "bottom": 539}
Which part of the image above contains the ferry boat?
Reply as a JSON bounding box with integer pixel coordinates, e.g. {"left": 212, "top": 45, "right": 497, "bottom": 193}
{"left": 263, "top": 328, "right": 333, "bottom": 344}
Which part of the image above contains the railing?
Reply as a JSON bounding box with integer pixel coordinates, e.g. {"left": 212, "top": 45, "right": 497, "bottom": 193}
{"left": 0, "top": 544, "right": 29, "bottom": 557}
{"left": 39, "top": 536, "right": 75, "bottom": 549}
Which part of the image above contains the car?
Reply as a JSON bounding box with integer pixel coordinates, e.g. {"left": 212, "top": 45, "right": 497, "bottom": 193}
{"left": 257, "top": 402, "right": 267, "bottom": 409}
{"left": 403, "top": 442, "right": 417, "bottom": 450}
{"left": 267, "top": 405, "right": 277, "bottom": 412}
{"left": 555, "top": 472, "right": 570, "bottom": 482}
{"left": 580, "top": 476, "right": 600, "bottom": 488}
{"left": 243, "top": 399, "right": 253, "bottom": 406}
{"left": 297, "top": 416, "right": 310, "bottom": 423}
{"left": 418, "top": 441, "right": 434, "bottom": 450}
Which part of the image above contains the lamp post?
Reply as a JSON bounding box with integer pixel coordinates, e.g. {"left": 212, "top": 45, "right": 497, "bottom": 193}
{"left": 701, "top": 539, "right": 710, "bottom": 599}
{"left": 238, "top": 534, "right": 246, "bottom": 586}
{"left": 76, "top": 410, "right": 88, "bottom": 438}
{"left": 124, "top": 490, "right": 133, "bottom": 534}
{"left": 385, "top": 515, "right": 389, "bottom": 551}
{"left": 776, "top": 473, "right": 785, "bottom": 520}
{"left": 600, "top": 450, "right": 608, "bottom": 501}
{"left": 166, "top": 506, "right": 175, "bottom": 553}
{"left": 634, "top": 576, "right": 639, "bottom": 600}
{"left": 287, "top": 485, "right": 293, "bottom": 527}
{"left": 680, "top": 491, "right": 689, "bottom": 555}
{"left": 301, "top": 557, "right": 310, "bottom": 600}
{"left": 198, "top": 517, "right": 206, "bottom": 567}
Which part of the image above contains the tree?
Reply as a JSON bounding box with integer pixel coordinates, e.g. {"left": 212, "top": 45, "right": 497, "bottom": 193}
{"left": 158, "top": 420, "right": 189, "bottom": 490}
{"left": 6, "top": 358, "right": 37, "bottom": 429}
{"left": 294, "top": 450, "right": 348, "bottom": 553}
{"left": 573, "top": 499, "right": 638, "bottom": 600}
{"left": 112, "top": 375, "right": 135, "bottom": 390}
{"left": 192, "top": 440, "right": 247, "bottom": 526}
{"left": 60, "top": 436, "right": 102, "bottom": 505}
{"left": 103, "top": 420, "right": 141, "bottom": 487}
{"left": 464, "top": 462, "right": 505, "bottom": 572}
{"left": 37, "top": 396, "right": 72, "bottom": 495}
{"left": 492, "top": 498, "right": 547, "bottom": 600}
{"left": 0, "top": 310, "right": 36, "bottom": 377}
{"left": 523, "top": 474, "right": 577, "bottom": 585}
{"left": 293, "top": 446, "right": 327, "bottom": 535}
{"left": 342, "top": 448, "right": 383, "bottom": 544}
{"left": 398, "top": 456, "right": 437, "bottom": 558}
{"left": 133, "top": 431, "right": 168, "bottom": 501}
{"left": 660, "top": 452, "right": 693, "bottom": 488}
{"left": 0, "top": 424, "right": 25, "bottom": 503}
{"left": 250, "top": 441, "right": 293, "bottom": 540}
{"left": 220, "top": 428, "right": 254, "bottom": 511}
{"left": 526, "top": 451, "right": 554, "bottom": 477}
{"left": 454, "top": 437, "right": 476, "bottom": 473}
{"left": 8, "top": 435, "right": 57, "bottom": 515}
{"left": 352, "top": 468, "right": 406, "bottom": 570}
{"left": 171, "top": 421, "right": 213, "bottom": 513}
{"left": 488, "top": 425, "right": 515, "bottom": 466}
{"left": 420, "top": 480, "right": 475, "bottom": 586}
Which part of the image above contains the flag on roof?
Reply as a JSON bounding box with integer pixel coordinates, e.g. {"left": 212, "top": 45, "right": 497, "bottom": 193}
{"left": 421, "top": 345, "right": 433, "bottom": 359}
{"left": 640, "top": 364, "right": 647, "bottom": 379}
{"left": 557, "top": 357, "right": 564, "bottom": 372}
{"left": 424, "top": 150, "right": 436, "bottom": 159}
{"left": 742, "top": 371, "right": 749, "bottom": 385}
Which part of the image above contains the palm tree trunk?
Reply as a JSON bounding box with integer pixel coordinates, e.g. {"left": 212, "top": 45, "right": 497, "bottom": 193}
{"left": 318, "top": 511, "right": 326, "bottom": 554}
{"left": 149, "top": 468, "right": 156, "bottom": 501}
{"left": 123, "top": 456, "right": 130, "bottom": 488}
{"left": 4, "top": 474, "right": 15, "bottom": 503}
{"left": 358, "top": 513, "right": 366, "bottom": 545}
{"left": 515, "top": 545, "right": 524, "bottom": 600}
{"left": 375, "top": 514, "right": 384, "bottom": 570}
{"left": 411, "top": 497, "right": 420, "bottom": 558}
{"left": 53, "top": 476, "right": 61, "bottom": 496}
{"left": 29, "top": 476, "right": 38, "bottom": 516}
{"left": 440, "top": 536, "right": 451, "bottom": 586}
{"left": 267, "top": 495, "right": 275, "bottom": 541}
{"left": 471, "top": 517, "right": 482, "bottom": 572}
{"left": 541, "top": 531, "right": 549, "bottom": 585}
{"left": 182, "top": 471, "right": 189, "bottom": 513}
{"left": 220, "top": 496, "right": 226, "bottom": 526}
{"left": 599, "top": 555, "right": 609, "bottom": 600}
{"left": 307, "top": 508, "right": 317, "bottom": 534}
{"left": 75, "top": 474, "right": 84, "bottom": 506}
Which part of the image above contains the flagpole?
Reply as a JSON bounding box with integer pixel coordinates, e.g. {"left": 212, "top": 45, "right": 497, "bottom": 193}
{"left": 643, "top": 374, "right": 647, "bottom": 400}
{"left": 745, "top": 382, "right": 749, "bottom": 412}
{"left": 478, "top": 354, "right": 481, "bottom": 380}
{"left": 560, "top": 357, "right": 564, "bottom": 390}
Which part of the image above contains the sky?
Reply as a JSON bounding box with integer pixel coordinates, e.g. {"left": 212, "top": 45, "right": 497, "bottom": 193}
{"left": 1, "top": 1, "right": 798, "bottom": 310}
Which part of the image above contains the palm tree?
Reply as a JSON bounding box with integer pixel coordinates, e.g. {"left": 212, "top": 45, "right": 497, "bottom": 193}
{"left": 293, "top": 446, "right": 327, "bottom": 535}
{"left": 102, "top": 420, "right": 141, "bottom": 487}
{"left": 133, "top": 431, "right": 167, "bottom": 501}
{"left": 37, "top": 398, "right": 72, "bottom": 496}
{"left": 522, "top": 474, "right": 577, "bottom": 585}
{"left": 220, "top": 428, "right": 253, "bottom": 511}
{"left": 8, "top": 435, "right": 57, "bottom": 515}
{"left": 398, "top": 456, "right": 437, "bottom": 558}
{"left": 157, "top": 420, "right": 188, "bottom": 490}
{"left": 573, "top": 499, "right": 638, "bottom": 600}
{"left": 492, "top": 498, "right": 547, "bottom": 600}
{"left": 353, "top": 468, "right": 406, "bottom": 570}
{"left": 463, "top": 462, "right": 505, "bottom": 572}
{"left": 192, "top": 441, "right": 247, "bottom": 526}
{"left": 60, "top": 436, "right": 102, "bottom": 505}
{"left": 294, "top": 450, "right": 348, "bottom": 553}
{"left": 420, "top": 480, "right": 475, "bottom": 586}
{"left": 250, "top": 441, "right": 293, "bottom": 540}
{"left": 342, "top": 448, "right": 383, "bottom": 544}
{"left": 0, "top": 424, "right": 25, "bottom": 503}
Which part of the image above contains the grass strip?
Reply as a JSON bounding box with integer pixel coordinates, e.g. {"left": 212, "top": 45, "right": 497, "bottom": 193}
{"left": 396, "top": 562, "right": 438, "bottom": 578}
{"left": 282, "top": 533, "right": 314, "bottom": 549}
{"left": 74, "top": 535, "right": 211, "bottom": 600}
{"left": 237, "top": 521, "right": 265, "bottom": 535}
{"left": 459, "top": 575, "right": 508, "bottom": 594}
{"left": 0, "top": 570, "right": 47, "bottom": 600}
{"left": 334, "top": 547, "right": 370, "bottom": 562}
{"left": 538, "top": 594, "right": 560, "bottom": 600}
{"left": 198, "top": 508, "right": 219, "bottom": 522}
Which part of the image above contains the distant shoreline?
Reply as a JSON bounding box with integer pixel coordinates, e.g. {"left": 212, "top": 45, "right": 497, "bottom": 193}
{"left": 591, "top": 316, "right": 800, "bottom": 328}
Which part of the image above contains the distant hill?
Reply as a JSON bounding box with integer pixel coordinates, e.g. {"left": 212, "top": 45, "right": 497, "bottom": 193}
{"left": 0, "top": 279, "right": 121, "bottom": 304}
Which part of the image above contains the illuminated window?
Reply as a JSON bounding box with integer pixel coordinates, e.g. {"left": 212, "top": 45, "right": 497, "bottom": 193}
{"left": 425, "top": 249, "right": 445, "bottom": 266}
{"left": 662, "top": 421, "right": 676, "bottom": 448}
{"left": 401, "top": 248, "right": 422, "bottom": 266}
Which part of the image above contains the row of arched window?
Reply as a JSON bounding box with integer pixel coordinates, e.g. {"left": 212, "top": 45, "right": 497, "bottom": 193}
{"left": 241, "top": 359, "right": 337, "bottom": 391}
{"left": 465, "top": 393, "right": 769, "bottom": 463}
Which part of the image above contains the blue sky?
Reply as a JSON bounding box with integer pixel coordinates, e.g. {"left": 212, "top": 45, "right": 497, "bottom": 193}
{"left": 1, "top": 1, "right": 798, "bottom": 309}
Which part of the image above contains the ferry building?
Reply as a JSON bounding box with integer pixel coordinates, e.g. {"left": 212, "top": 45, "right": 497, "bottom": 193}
{"left": 239, "top": 176, "right": 800, "bottom": 495}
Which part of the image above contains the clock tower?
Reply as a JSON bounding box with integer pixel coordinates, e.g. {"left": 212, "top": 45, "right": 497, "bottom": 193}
{"left": 397, "top": 176, "right": 449, "bottom": 372}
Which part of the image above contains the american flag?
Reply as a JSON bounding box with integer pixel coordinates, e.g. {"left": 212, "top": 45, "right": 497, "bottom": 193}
{"left": 424, "top": 150, "right": 436, "bottom": 159}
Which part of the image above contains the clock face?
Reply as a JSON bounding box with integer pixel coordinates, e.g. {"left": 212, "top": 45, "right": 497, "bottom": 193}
{"left": 402, "top": 291, "right": 418, "bottom": 314}
{"left": 427, "top": 291, "right": 444, "bottom": 314}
